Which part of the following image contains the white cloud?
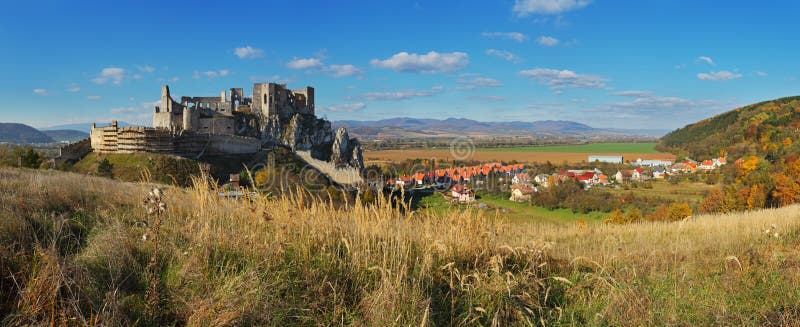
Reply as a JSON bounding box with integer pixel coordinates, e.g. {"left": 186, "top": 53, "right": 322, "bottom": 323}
{"left": 136, "top": 65, "right": 155, "bottom": 73}
{"left": 92, "top": 67, "right": 126, "bottom": 85}
{"left": 320, "top": 103, "right": 366, "bottom": 112}
{"left": 33, "top": 88, "right": 48, "bottom": 95}
{"left": 354, "top": 86, "right": 443, "bottom": 101}
{"left": 756, "top": 71, "right": 768, "bottom": 77}
{"left": 110, "top": 107, "right": 141, "bottom": 114}
{"left": 612, "top": 90, "right": 653, "bottom": 98}
{"left": 481, "top": 31, "right": 527, "bottom": 42}
{"left": 234, "top": 45, "right": 264, "bottom": 59}
{"left": 537, "top": 35, "right": 560, "bottom": 46}
{"left": 87, "top": 95, "right": 102, "bottom": 100}
{"left": 457, "top": 75, "right": 502, "bottom": 90}
{"left": 110, "top": 100, "right": 159, "bottom": 114}
{"left": 371, "top": 51, "right": 468, "bottom": 73}
{"left": 249, "top": 75, "right": 293, "bottom": 84}
{"left": 485, "top": 49, "right": 522, "bottom": 63}
{"left": 287, "top": 57, "right": 324, "bottom": 70}
{"left": 66, "top": 86, "right": 80, "bottom": 92}
{"left": 469, "top": 95, "right": 507, "bottom": 102}
{"left": 194, "top": 69, "right": 229, "bottom": 79}
{"left": 697, "top": 56, "right": 714, "bottom": 65}
{"left": 326, "top": 64, "right": 363, "bottom": 78}
{"left": 513, "top": 0, "right": 591, "bottom": 16}
{"left": 697, "top": 70, "right": 742, "bottom": 81}
{"left": 519, "top": 68, "right": 607, "bottom": 90}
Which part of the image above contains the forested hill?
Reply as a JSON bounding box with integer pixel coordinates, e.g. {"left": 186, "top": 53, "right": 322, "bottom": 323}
{"left": 658, "top": 96, "right": 800, "bottom": 160}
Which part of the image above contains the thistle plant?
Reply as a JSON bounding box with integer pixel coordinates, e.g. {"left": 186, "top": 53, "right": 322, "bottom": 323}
{"left": 142, "top": 187, "right": 166, "bottom": 323}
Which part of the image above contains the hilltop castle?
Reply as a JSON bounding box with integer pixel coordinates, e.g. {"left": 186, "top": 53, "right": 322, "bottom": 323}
{"left": 90, "top": 83, "right": 363, "bottom": 168}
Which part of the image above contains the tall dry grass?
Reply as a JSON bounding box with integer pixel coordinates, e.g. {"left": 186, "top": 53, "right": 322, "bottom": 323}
{"left": 1, "top": 166, "right": 799, "bottom": 325}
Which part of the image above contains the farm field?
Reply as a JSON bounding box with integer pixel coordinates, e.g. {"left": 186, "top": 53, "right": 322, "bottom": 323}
{"left": 417, "top": 191, "right": 607, "bottom": 224}
{"left": 365, "top": 142, "right": 673, "bottom": 164}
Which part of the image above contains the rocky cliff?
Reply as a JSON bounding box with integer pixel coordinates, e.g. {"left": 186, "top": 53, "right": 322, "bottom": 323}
{"left": 262, "top": 113, "right": 363, "bottom": 169}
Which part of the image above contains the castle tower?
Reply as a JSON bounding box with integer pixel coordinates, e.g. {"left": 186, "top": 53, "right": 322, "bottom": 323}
{"left": 161, "top": 85, "right": 173, "bottom": 112}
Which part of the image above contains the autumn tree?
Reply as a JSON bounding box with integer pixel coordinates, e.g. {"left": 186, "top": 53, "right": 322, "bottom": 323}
{"left": 668, "top": 202, "right": 693, "bottom": 221}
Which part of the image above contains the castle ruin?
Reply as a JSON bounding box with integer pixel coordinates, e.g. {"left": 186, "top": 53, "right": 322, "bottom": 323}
{"left": 91, "top": 82, "right": 363, "bottom": 168}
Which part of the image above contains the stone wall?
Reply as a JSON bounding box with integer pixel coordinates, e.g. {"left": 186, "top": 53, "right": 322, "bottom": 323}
{"left": 90, "top": 122, "right": 261, "bottom": 157}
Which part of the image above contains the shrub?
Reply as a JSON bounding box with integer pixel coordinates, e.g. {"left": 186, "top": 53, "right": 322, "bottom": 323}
{"left": 97, "top": 158, "right": 113, "bottom": 178}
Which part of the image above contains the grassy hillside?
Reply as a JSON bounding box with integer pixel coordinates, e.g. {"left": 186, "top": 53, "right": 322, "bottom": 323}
{"left": 659, "top": 96, "right": 800, "bottom": 159}
{"left": 2, "top": 167, "right": 800, "bottom": 325}
{"left": 71, "top": 152, "right": 205, "bottom": 186}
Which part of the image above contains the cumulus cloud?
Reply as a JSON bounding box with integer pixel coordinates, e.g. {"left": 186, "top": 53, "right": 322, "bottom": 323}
{"left": 354, "top": 86, "right": 443, "bottom": 101}
{"left": 33, "top": 88, "right": 48, "bottom": 95}
{"left": 193, "top": 69, "right": 229, "bottom": 79}
{"left": 537, "top": 35, "right": 559, "bottom": 46}
{"left": 456, "top": 75, "right": 502, "bottom": 90}
{"left": 66, "top": 86, "right": 80, "bottom": 92}
{"left": 287, "top": 57, "right": 324, "bottom": 70}
{"left": 92, "top": 67, "right": 126, "bottom": 85}
{"left": 513, "top": 0, "right": 591, "bottom": 16}
{"left": 326, "top": 64, "right": 363, "bottom": 78}
{"left": 612, "top": 90, "right": 654, "bottom": 98}
{"left": 519, "top": 68, "right": 606, "bottom": 90}
{"left": 697, "top": 56, "right": 714, "bottom": 65}
{"left": 234, "top": 45, "right": 264, "bottom": 59}
{"left": 371, "top": 51, "right": 468, "bottom": 73}
{"left": 87, "top": 95, "right": 102, "bottom": 100}
{"left": 481, "top": 31, "right": 527, "bottom": 42}
{"left": 697, "top": 70, "right": 742, "bottom": 81}
{"left": 320, "top": 103, "right": 366, "bottom": 112}
{"left": 485, "top": 49, "right": 522, "bottom": 63}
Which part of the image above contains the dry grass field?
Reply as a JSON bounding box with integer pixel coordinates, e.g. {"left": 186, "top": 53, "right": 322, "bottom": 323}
{"left": 2, "top": 167, "right": 799, "bottom": 325}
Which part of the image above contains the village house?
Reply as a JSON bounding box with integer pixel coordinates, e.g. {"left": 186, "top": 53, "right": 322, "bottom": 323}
{"left": 633, "top": 167, "right": 644, "bottom": 181}
{"left": 632, "top": 158, "right": 674, "bottom": 167}
{"left": 597, "top": 173, "right": 609, "bottom": 185}
{"left": 451, "top": 184, "right": 475, "bottom": 203}
{"left": 534, "top": 174, "right": 551, "bottom": 188}
{"left": 699, "top": 160, "right": 716, "bottom": 170}
{"left": 652, "top": 166, "right": 667, "bottom": 179}
{"left": 509, "top": 183, "right": 536, "bottom": 203}
{"left": 615, "top": 170, "right": 633, "bottom": 183}
{"left": 512, "top": 172, "right": 531, "bottom": 184}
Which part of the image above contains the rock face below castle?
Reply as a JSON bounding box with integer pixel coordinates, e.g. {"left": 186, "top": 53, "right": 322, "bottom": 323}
{"left": 90, "top": 83, "right": 363, "bottom": 169}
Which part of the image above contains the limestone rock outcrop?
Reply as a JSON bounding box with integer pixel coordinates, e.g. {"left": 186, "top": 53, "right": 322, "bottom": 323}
{"left": 262, "top": 113, "right": 362, "bottom": 168}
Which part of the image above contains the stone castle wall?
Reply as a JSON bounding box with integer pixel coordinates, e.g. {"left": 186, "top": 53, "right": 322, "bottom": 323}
{"left": 90, "top": 122, "right": 260, "bottom": 157}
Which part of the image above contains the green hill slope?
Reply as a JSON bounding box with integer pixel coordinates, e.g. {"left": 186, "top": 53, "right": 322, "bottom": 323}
{"left": 658, "top": 96, "right": 800, "bottom": 160}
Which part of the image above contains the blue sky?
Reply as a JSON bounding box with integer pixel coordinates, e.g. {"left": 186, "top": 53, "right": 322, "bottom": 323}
{"left": 2, "top": 0, "right": 800, "bottom": 130}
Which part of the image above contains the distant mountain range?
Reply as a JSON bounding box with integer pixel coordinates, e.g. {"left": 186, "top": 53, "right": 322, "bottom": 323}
{"left": 42, "top": 121, "right": 133, "bottom": 134}
{"left": 41, "top": 130, "right": 89, "bottom": 142}
{"left": 0, "top": 123, "right": 91, "bottom": 144}
{"left": 333, "top": 117, "right": 668, "bottom": 139}
{"left": 0, "top": 123, "right": 55, "bottom": 144}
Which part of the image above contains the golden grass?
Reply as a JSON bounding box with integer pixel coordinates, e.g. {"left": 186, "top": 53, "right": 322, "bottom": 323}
{"left": 1, "top": 167, "right": 800, "bottom": 325}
